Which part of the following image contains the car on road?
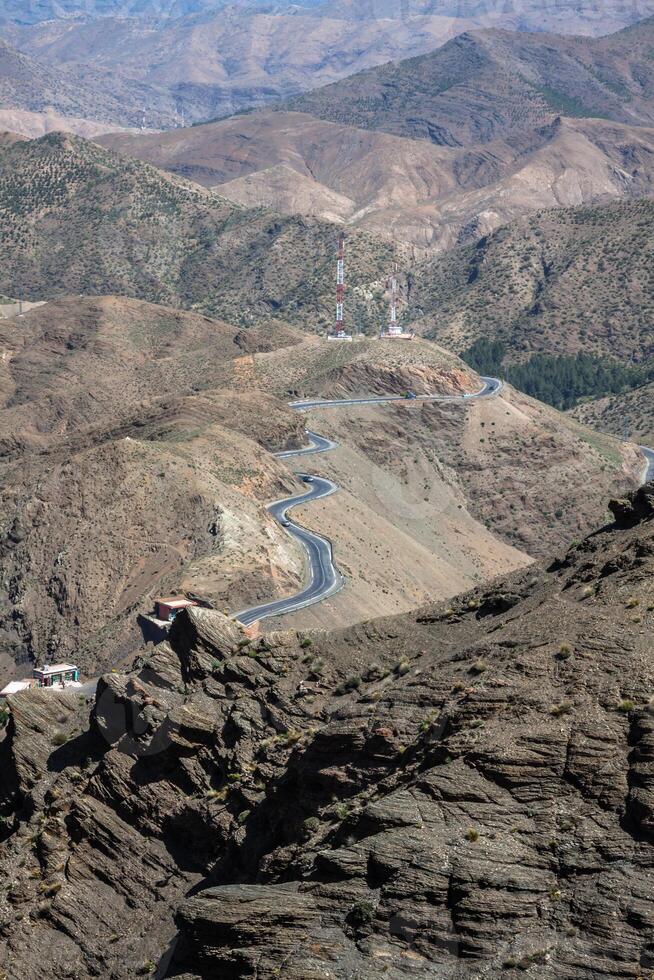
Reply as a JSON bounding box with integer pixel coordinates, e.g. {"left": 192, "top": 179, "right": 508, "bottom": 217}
{"left": 281, "top": 519, "right": 291, "bottom": 527}
{"left": 302, "top": 476, "right": 314, "bottom": 483}
{"left": 404, "top": 391, "right": 417, "bottom": 400}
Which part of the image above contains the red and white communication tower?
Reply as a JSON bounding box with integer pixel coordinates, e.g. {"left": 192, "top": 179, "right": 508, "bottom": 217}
{"left": 328, "top": 233, "right": 352, "bottom": 341}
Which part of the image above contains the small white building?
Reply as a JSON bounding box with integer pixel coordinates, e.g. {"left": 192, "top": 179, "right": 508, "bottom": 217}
{"left": 1, "top": 663, "right": 81, "bottom": 699}
{"left": 33, "top": 664, "right": 80, "bottom": 688}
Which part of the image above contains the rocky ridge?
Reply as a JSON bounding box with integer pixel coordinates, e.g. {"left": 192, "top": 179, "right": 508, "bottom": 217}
{"left": 2, "top": 482, "right": 654, "bottom": 976}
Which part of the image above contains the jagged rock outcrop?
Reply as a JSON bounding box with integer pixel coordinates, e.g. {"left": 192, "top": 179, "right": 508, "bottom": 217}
{"left": 2, "top": 485, "right": 654, "bottom": 977}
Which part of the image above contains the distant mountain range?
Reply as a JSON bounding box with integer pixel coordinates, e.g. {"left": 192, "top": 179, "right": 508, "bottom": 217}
{"left": 101, "top": 17, "right": 654, "bottom": 252}
{"left": 2, "top": 0, "right": 654, "bottom": 134}
{"left": 3, "top": 0, "right": 654, "bottom": 25}
{"left": 288, "top": 17, "right": 654, "bottom": 140}
{"left": 3, "top": 12, "right": 654, "bottom": 410}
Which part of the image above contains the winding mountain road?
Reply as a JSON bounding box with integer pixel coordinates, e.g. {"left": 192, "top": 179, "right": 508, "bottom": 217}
{"left": 233, "top": 377, "right": 502, "bottom": 628}
{"left": 233, "top": 471, "right": 343, "bottom": 628}
{"left": 289, "top": 375, "right": 502, "bottom": 411}
{"left": 234, "top": 378, "right": 654, "bottom": 628}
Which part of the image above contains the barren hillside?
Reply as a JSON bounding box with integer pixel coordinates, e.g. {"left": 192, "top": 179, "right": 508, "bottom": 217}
{"left": 571, "top": 383, "right": 654, "bottom": 445}
{"left": 8, "top": 0, "right": 652, "bottom": 133}
{"left": 0, "top": 38, "right": 174, "bottom": 131}
{"left": 0, "top": 297, "right": 317, "bottom": 681}
{"left": 193, "top": 331, "right": 645, "bottom": 622}
{"left": 289, "top": 18, "right": 654, "bottom": 142}
{"left": 272, "top": 383, "right": 642, "bottom": 632}
{"left": 103, "top": 111, "right": 654, "bottom": 250}
{"left": 0, "top": 300, "right": 643, "bottom": 686}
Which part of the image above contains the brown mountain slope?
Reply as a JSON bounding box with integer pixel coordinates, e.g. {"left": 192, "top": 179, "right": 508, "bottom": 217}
{"left": 570, "top": 383, "right": 654, "bottom": 445}
{"left": 0, "top": 294, "right": 303, "bottom": 453}
{"left": 4, "top": 2, "right": 654, "bottom": 134}
{"left": 0, "top": 298, "right": 643, "bottom": 684}
{"left": 3, "top": 481, "right": 654, "bottom": 976}
{"left": 3, "top": 8, "right": 480, "bottom": 126}
{"left": 0, "top": 130, "right": 396, "bottom": 331}
{"left": 102, "top": 110, "right": 654, "bottom": 249}
{"left": 288, "top": 17, "right": 654, "bottom": 144}
{"left": 0, "top": 297, "right": 314, "bottom": 680}
{"left": 408, "top": 197, "right": 654, "bottom": 364}
{"left": 0, "top": 37, "right": 175, "bottom": 131}
{"left": 13, "top": 0, "right": 650, "bottom": 130}
{"left": 172, "top": 329, "right": 644, "bottom": 621}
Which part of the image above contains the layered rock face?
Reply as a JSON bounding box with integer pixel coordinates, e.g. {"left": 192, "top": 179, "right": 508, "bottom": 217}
{"left": 2, "top": 486, "right": 654, "bottom": 977}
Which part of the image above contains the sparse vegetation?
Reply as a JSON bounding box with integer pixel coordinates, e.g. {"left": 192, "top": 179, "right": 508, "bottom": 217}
{"left": 617, "top": 699, "right": 636, "bottom": 713}
{"left": 550, "top": 701, "right": 573, "bottom": 717}
{"left": 335, "top": 675, "right": 362, "bottom": 695}
{"left": 414, "top": 199, "right": 654, "bottom": 406}
{"left": 348, "top": 900, "right": 376, "bottom": 927}
{"left": 0, "top": 134, "right": 396, "bottom": 332}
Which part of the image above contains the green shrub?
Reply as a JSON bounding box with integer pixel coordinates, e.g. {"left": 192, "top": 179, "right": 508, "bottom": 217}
{"left": 617, "top": 699, "right": 636, "bottom": 713}
{"left": 349, "top": 900, "right": 376, "bottom": 927}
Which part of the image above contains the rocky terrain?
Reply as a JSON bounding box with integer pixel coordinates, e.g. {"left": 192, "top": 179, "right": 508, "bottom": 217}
{"left": 0, "top": 297, "right": 313, "bottom": 682}
{"left": 0, "top": 300, "right": 497, "bottom": 684}
{"left": 2, "top": 479, "right": 654, "bottom": 976}
{"left": 0, "top": 296, "right": 643, "bottom": 689}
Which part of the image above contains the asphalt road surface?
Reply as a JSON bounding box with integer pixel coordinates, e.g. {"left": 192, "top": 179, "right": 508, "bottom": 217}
{"left": 233, "top": 474, "right": 344, "bottom": 627}
{"left": 640, "top": 446, "right": 654, "bottom": 484}
{"left": 274, "top": 431, "right": 338, "bottom": 459}
{"left": 233, "top": 378, "right": 503, "bottom": 628}
{"left": 290, "top": 376, "right": 502, "bottom": 411}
